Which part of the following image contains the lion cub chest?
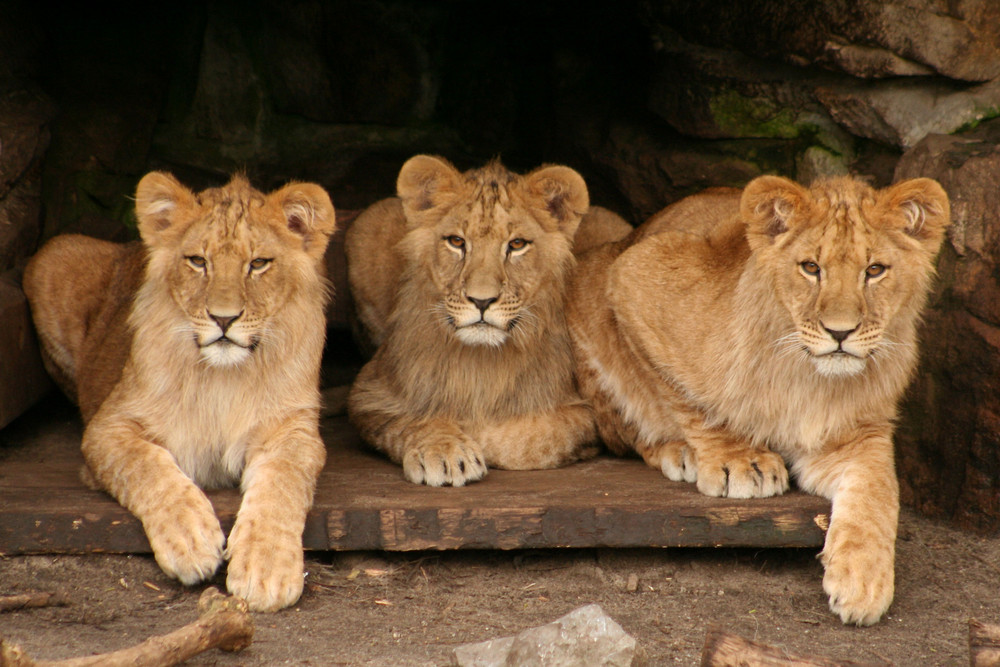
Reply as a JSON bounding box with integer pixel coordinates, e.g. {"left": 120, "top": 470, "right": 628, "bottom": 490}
{"left": 123, "top": 361, "right": 281, "bottom": 489}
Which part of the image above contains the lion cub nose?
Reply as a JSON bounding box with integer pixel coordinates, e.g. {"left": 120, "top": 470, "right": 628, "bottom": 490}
{"left": 468, "top": 296, "right": 497, "bottom": 315}
{"left": 210, "top": 312, "right": 241, "bottom": 333}
{"left": 824, "top": 326, "right": 856, "bottom": 343}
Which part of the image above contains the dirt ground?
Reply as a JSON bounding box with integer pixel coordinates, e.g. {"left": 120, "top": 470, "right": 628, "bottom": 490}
{"left": 1, "top": 489, "right": 998, "bottom": 665}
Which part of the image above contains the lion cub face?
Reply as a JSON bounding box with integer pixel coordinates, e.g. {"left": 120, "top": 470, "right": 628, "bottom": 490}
{"left": 742, "top": 176, "right": 950, "bottom": 378}
{"left": 396, "top": 156, "right": 588, "bottom": 348}
{"left": 134, "top": 173, "right": 335, "bottom": 368}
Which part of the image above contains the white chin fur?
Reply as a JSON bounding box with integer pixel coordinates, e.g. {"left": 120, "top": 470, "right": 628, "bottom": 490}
{"left": 200, "top": 341, "right": 253, "bottom": 367}
{"left": 812, "top": 353, "right": 867, "bottom": 377}
{"left": 455, "top": 324, "right": 508, "bottom": 347}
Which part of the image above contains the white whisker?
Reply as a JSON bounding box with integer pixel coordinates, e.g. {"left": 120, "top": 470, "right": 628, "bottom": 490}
{"left": 512, "top": 304, "right": 540, "bottom": 335}
{"left": 427, "top": 302, "right": 453, "bottom": 329}
{"left": 771, "top": 330, "right": 806, "bottom": 361}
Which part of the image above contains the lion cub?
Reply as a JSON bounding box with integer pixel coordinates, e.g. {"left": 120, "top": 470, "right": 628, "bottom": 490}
{"left": 346, "top": 156, "right": 627, "bottom": 486}
{"left": 23, "top": 173, "right": 337, "bottom": 612}
{"left": 567, "top": 175, "right": 950, "bottom": 625}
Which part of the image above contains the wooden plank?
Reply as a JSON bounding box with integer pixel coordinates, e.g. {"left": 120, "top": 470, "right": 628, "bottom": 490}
{"left": 0, "top": 400, "right": 830, "bottom": 555}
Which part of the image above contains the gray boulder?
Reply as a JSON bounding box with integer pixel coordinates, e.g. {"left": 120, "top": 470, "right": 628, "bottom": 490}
{"left": 453, "top": 603, "right": 645, "bottom": 667}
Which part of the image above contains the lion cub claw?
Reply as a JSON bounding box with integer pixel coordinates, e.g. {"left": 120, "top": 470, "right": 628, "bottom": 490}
{"left": 696, "top": 448, "right": 789, "bottom": 499}
{"left": 403, "top": 438, "right": 488, "bottom": 487}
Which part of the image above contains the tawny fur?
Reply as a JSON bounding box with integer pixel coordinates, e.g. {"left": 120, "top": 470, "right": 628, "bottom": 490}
{"left": 23, "top": 173, "right": 337, "bottom": 612}
{"left": 567, "top": 175, "right": 950, "bottom": 626}
{"left": 346, "top": 155, "right": 630, "bottom": 486}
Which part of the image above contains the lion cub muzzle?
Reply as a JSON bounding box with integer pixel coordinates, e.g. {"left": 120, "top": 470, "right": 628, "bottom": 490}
{"left": 198, "top": 305, "right": 256, "bottom": 367}
{"left": 451, "top": 257, "right": 512, "bottom": 347}
{"left": 806, "top": 324, "right": 869, "bottom": 377}
{"left": 806, "top": 306, "right": 872, "bottom": 377}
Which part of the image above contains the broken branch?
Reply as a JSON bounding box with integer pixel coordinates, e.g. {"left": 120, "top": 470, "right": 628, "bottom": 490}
{"left": 700, "top": 627, "right": 879, "bottom": 667}
{"left": 0, "top": 587, "right": 253, "bottom": 667}
{"left": 970, "top": 618, "right": 1000, "bottom": 667}
{"left": 0, "top": 593, "right": 67, "bottom": 613}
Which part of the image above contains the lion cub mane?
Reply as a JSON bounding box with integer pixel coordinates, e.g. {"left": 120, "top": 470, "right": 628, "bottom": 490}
{"left": 24, "top": 172, "right": 336, "bottom": 612}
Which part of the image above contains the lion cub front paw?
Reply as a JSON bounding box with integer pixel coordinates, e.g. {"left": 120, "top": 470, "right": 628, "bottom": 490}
{"left": 696, "top": 447, "right": 788, "bottom": 498}
{"left": 403, "top": 437, "right": 487, "bottom": 487}
{"left": 639, "top": 440, "right": 697, "bottom": 483}
{"left": 145, "top": 489, "right": 225, "bottom": 586}
{"left": 226, "top": 524, "right": 305, "bottom": 612}
{"left": 822, "top": 529, "right": 894, "bottom": 626}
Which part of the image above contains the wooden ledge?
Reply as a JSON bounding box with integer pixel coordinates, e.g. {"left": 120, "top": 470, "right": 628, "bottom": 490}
{"left": 0, "top": 399, "right": 830, "bottom": 555}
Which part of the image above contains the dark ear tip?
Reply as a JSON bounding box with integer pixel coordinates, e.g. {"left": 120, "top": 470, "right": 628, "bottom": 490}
{"left": 526, "top": 165, "right": 589, "bottom": 225}
{"left": 739, "top": 176, "right": 807, "bottom": 241}
{"left": 275, "top": 182, "right": 337, "bottom": 239}
{"left": 287, "top": 215, "right": 306, "bottom": 235}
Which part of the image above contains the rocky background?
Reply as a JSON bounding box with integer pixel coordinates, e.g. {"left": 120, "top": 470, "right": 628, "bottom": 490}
{"left": 0, "top": 0, "right": 997, "bottom": 532}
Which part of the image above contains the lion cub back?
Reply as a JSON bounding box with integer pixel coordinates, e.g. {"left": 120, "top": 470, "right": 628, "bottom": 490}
{"left": 24, "top": 235, "right": 145, "bottom": 420}
{"left": 344, "top": 198, "right": 409, "bottom": 351}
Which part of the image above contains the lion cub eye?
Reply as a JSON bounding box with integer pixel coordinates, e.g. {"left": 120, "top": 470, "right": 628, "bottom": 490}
{"left": 186, "top": 255, "right": 207, "bottom": 271}
{"left": 507, "top": 238, "right": 530, "bottom": 254}
{"left": 800, "top": 261, "right": 821, "bottom": 278}
{"left": 865, "top": 264, "right": 887, "bottom": 279}
{"left": 249, "top": 257, "right": 272, "bottom": 272}
{"left": 445, "top": 235, "right": 466, "bottom": 250}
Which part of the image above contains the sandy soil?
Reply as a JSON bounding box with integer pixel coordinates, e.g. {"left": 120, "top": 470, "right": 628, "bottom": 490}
{"left": 2, "top": 505, "right": 999, "bottom": 665}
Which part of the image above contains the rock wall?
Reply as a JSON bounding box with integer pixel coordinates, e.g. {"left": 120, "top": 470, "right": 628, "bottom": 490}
{"left": 0, "top": 3, "right": 53, "bottom": 428}
{"left": 895, "top": 123, "right": 1000, "bottom": 532}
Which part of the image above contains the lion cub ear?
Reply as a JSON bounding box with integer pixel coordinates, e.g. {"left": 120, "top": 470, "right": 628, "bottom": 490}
{"left": 397, "top": 155, "right": 463, "bottom": 228}
{"left": 525, "top": 165, "right": 589, "bottom": 238}
{"left": 271, "top": 182, "right": 337, "bottom": 260}
{"left": 880, "top": 178, "right": 951, "bottom": 251}
{"left": 740, "top": 175, "right": 810, "bottom": 248}
{"left": 135, "top": 171, "right": 198, "bottom": 248}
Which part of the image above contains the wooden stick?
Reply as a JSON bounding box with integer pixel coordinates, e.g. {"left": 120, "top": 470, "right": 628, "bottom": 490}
{"left": 970, "top": 618, "right": 1000, "bottom": 667}
{"left": 0, "top": 593, "right": 67, "bottom": 613}
{"left": 700, "top": 627, "right": 879, "bottom": 667}
{"left": 0, "top": 587, "right": 253, "bottom": 667}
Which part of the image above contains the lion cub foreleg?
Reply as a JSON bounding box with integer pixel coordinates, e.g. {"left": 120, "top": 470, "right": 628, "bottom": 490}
{"left": 349, "top": 370, "right": 488, "bottom": 487}
{"left": 795, "top": 430, "right": 898, "bottom": 626}
{"left": 471, "top": 402, "right": 599, "bottom": 470}
{"left": 363, "top": 411, "right": 488, "bottom": 487}
{"left": 82, "top": 413, "right": 225, "bottom": 586}
{"left": 225, "top": 412, "right": 325, "bottom": 612}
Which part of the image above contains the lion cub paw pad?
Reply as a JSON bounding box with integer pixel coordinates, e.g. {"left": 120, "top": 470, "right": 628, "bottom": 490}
{"left": 227, "top": 559, "right": 304, "bottom": 612}
{"left": 822, "top": 547, "right": 894, "bottom": 626}
{"left": 655, "top": 443, "right": 697, "bottom": 483}
{"left": 697, "top": 450, "right": 789, "bottom": 499}
{"left": 148, "top": 512, "right": 225, "bottom": 586}
{"left": 403, "top": 441, "right": 487, "bottom": 487}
